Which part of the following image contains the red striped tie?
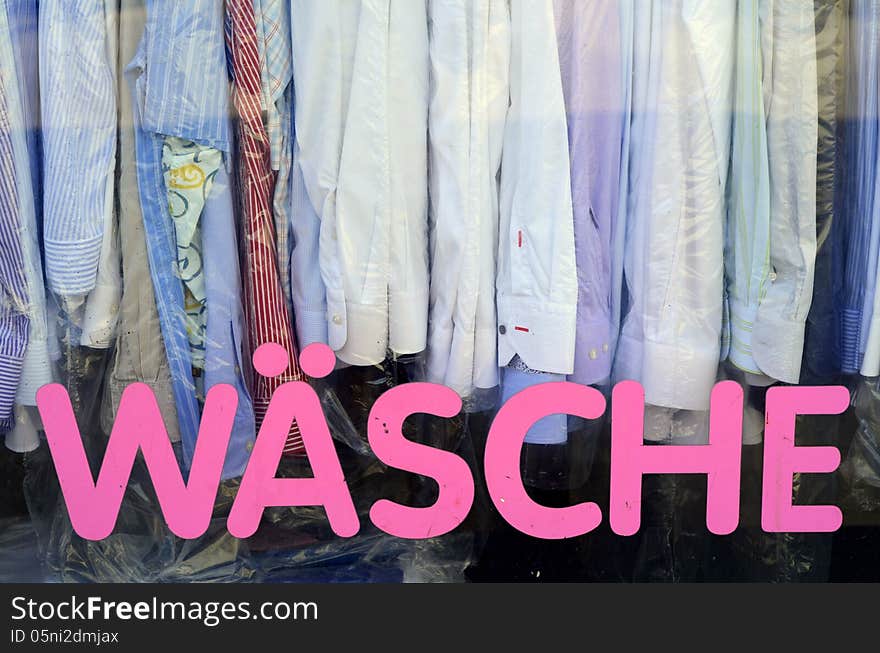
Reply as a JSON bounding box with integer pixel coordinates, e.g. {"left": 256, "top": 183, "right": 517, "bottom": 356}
{"left": 227, "top": 0, "right": 305, "bottom": 455}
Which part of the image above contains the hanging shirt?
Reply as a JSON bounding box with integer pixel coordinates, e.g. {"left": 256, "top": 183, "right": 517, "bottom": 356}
{"left": 850, "top": 0, "right": 880, "bottom": 376}
{"left": 614, "top": 0, "right": 735, "bottom": 412}
{"left": 39, "top": 0, "right": 117, "bottom": 299}
{"left": 228, "top": 0, "right": 305, "bottom": 454}
{"left": 127, "top": 0, "right": 256, "bottom": 478}
{"left": 104, "top": 0, "right": 180, "bottom": 444}
{"left": 77, "top": 0, "right": 122, "bottom": 350}
{"left": 553, "top": 0, "right": 628, "bottom": 387}
{"left": 289, "top": 137, "right": 328, "bottom": 348}
{"left": 1, "top": 0, "right": 55, "bottom": 443}
{"left": 725, "top": 0, "right": 773, "bottom": 377}
{"left": 496, "top": 0, "right": 577, "bottom": 377}
{"left": 746, "top": 0, "right": 818, "bottom": 385}
{"left": 425, "top": 0, "right": 509, "bottom": 403}
{"left": 291, "top": 0, "right": 430, "bottom": 367}
{"left": 0, "top": 64, "right": 29, "bottom": 434}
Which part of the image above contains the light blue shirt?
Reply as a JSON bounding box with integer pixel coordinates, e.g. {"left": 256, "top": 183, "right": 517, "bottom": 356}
{"left": 289, "top": 139, "right": 328, "bottom": 348}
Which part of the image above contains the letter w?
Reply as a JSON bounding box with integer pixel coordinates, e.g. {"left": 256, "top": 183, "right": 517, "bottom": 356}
{"left": 37, "top": 383, "right": 238, "bottom": 541}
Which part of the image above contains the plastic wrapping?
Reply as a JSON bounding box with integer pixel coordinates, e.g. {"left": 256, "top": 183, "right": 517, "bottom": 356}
{"left": 1, "top": 0, "right": 880, "bottom": 585}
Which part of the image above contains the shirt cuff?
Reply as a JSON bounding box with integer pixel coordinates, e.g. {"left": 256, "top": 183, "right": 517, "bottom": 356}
{"left": 16, "top": 336, "right": 54, "bottom": 406}
{"left": 751, "top": 310, "right": 807, "bottom": 385}
{"left": 389, "top": 287, "right": 428, "bottom": 356}
{"left": 571, "top": 316, "right": 614, "bottom": 386}
{"left": 293, "top": 303, "right": 328, "bottom": 350}
{"left": 0, "top": 353, "right": 25, "bottom": 432}
{"left": 497, "top": 295, "right": 577, "bottom": 375}
{"left": 727, "top": 296, "right": 762, "bottom": 375}
{"left": 332, "top": 299, "right": 387, "bottom": 367}
{"left": 81, "top": 281, "right": 121, "bottom": 348}
{"left": 43, "top": 235, "right": 103, "bottom": 296}
{"left": 614, "top": 333, "right": 721, "bottom": 411}
{"left": 839, "top": 307, "right": 863, "bottom": 374}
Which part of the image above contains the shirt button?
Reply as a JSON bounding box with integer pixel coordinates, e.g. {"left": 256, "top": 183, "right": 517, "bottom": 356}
{"left": 498, "top": 325, "right": 507, "bottom": 335}
{"left": 332, "top": 314, "right": 342, "bottom": 325}
{"left": 769, "top": 271, "right": 777, "bottom": 282}
{"left": 589, "top": 349, "right": 598, "bottom": 360}
{"left": 602, "top": 344, "right": 609, "bottom": 353}
{"left": 245, "top": 441, "right": 254, "bottom": 452}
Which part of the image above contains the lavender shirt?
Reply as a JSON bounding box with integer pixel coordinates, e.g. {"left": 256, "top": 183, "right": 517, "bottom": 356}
{"left": 554, "top": 0, "right": 629, "bottom": 386}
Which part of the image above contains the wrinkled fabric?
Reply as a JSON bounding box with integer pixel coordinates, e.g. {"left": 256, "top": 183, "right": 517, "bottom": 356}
{"left": 104, "top": 0, "right": 180, "bottom": 444}
{"left": 496, "top": 0, "right": 576, "bottom": 377}
{"left": 426, "top": 0, "right": 508, "bottom": 401}
{"left": 39, "top": 0, "right": 117, "bottom": 298}
{"left": 76, "top": 0, "right": 122, "bottom": 352}
{"left": 614, "top": 0, "right": 735, "bottom": 411}
{"left": 128, "top": 0, "right": 256, "bottom": 478}
{"left": 554, "top": 0, "right": 628, "bottom": 387}
{"left": 725, "top": 0, "right": 819, "bottom": 385}
{"left": 291, "top": 1, "right": 430, "bottom": 367}
{"left": 0, "top": 62, "right": 29, "bottom": 433}
{"left": 1, "top": 1, "right": 55, "bottom": 444}
{"left": 748, "top": 0, "right": 818, "bottom": 384}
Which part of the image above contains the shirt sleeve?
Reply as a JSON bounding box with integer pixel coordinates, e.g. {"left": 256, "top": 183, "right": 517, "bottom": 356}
{"left": 555, "top": 0, "right": 625, "bottom": 386}
{"left": 724, "top": 0, "right": 773, "bottom": 377}
{"left": 497, "top": 0, "right": 577, "bottom": 376}
{"left": 39, "top": 0, "right": 117, "bottom": 296}
{"left": 426, "top": 0, "right": 509, "bottom": 397}
{"left": 614, "top": 1, "right": 734, "bottom": 411}
{"left": 386, "top": 0, "right": 429, "bottom": 358}
{"left": 750, "top": 0, "right": 818, "bottom": 384}
{"left": 290, "top": 1, "right": 361, "bottom": 360}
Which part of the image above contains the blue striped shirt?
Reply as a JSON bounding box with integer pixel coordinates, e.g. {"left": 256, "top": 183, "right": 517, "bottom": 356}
{"left": 39, "top": 0, "right": 117, "bottom": 296}
{"left": 0, "top": 63, "right": 29, "bottom": 433}
{"left": 840, "top": 0, "right": 880, "bottom": 373}
{"left": 1, "top": 0, "right": 55, "bottom": 414}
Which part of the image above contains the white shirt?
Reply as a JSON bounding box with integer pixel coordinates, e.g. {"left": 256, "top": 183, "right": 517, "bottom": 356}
{"left": 426, "top": 0, "right": 509, "bottom": 400}
{"left": 291, "top": 0, "right": 430, "bottom": 367}
{"left": 724, "top": 0, "right": 818, "bottom": 385}
{"left": 496, "top": 0, "right": 577, "bottom": 376}
{"left": 614, "top": 0, "right": 735, "bottom": 412}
